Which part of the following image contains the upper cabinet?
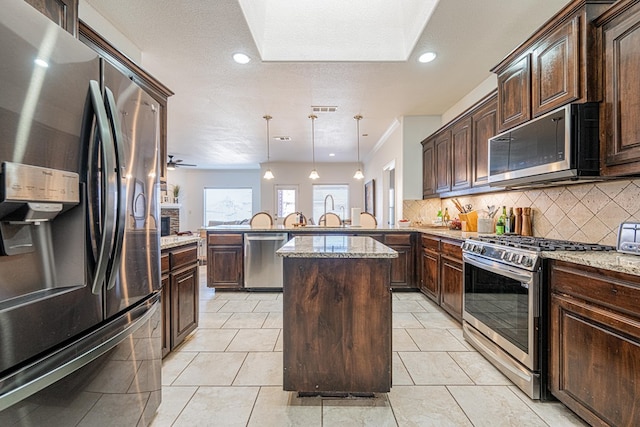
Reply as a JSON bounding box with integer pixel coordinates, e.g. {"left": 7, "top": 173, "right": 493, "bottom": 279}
{"left": 596, "top": 0, "right": 640, "bottom": 176}
{"left": 471, "top": 93, "right": 497, "bottom": 188}
{"left": 492, "top": 0, "right": 614, "bottom": 132}
{"left": 422, "top": 137, "right": 436, "bottom": 198}
{"left": 23, "top": 0, "right": 78, "bottom": 37}
{"left": 422, "top": 92, "right": 497, "bottom": 199}
{"left": 496, "top": 55, "right": 531, "bottom": 131}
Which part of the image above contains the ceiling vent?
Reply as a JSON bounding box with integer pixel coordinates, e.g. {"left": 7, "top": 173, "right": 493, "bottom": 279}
{"left": 273, "top": 136, "right": 291, "bottom": 141}
{"left": 311, "top": 106, "right": 338, "bottom": 113}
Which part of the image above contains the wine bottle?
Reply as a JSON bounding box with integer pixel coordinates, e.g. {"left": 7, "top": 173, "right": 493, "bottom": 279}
{"left": 443, "top": 207, "right": 450, "bottom": 223}
{"left": 507, "top": 208, "right": 515, "bottom": 234}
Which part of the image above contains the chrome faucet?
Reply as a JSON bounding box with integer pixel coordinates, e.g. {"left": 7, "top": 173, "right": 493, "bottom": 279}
{"left": 323, "top": 194, "right": 334, "bottom": 226}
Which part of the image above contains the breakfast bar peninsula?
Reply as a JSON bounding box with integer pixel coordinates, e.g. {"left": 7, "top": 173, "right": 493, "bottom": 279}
{"left": 277, "top": 235, "right": 398, "bottom": 395}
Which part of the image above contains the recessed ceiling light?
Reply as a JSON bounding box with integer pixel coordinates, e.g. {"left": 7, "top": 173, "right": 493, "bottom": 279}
{"left": 233, "top": 53, "right": 251, "bottom": 64}
{"left": 329, "top": 153, "right": 335, "bottom": 157}
{"left": 273, "top": 136, "right": 291, "bottom": 141}
{"left": 34, "top": 58, "right": 49, "bottom": 68}
{"left": 418, "top": 52, "right": 437, "bottom": 63}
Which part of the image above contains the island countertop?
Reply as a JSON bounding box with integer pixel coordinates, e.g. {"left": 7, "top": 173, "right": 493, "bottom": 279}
{"left": 277, "top": 235, "right": 398, "bottom": 259}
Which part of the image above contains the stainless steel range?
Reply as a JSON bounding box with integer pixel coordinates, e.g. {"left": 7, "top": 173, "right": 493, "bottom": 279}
{"left": 462, "top": 235, "right": 614, "bottom": 400}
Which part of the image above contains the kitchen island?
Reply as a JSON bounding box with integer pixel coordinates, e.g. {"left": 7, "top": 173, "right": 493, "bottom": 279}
{"left": 277, "top": 235, "right": 397, "bottom": 395}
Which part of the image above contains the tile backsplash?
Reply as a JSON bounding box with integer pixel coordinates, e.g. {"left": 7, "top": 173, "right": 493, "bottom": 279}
{"left": 403, "top": 179, "right": 640, "bottom": 246}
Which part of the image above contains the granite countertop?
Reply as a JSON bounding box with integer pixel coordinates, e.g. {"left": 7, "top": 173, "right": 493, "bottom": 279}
{"left": 160, "top": 235, "right": 201, "bottom": 250}
{"left": 541, "top": 250, "right": 640, "bottom": 277}
{"left": 277, "top": 235, "right": 398, "bottom": 259}
{"left": 204, "top": 224, "right": 472, "bottom": 240}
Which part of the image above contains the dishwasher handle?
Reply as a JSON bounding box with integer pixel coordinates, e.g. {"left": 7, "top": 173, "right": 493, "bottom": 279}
{"left": 245, "top": 233, "right": 289, "bottom": 241}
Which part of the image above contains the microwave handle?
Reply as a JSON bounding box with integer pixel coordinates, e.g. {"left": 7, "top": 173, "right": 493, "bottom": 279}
{"left": 463, "top": 253, "right": 533, "bottom": 285}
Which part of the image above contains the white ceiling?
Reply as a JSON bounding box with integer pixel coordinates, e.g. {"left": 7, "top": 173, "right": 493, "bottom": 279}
{"left": 84, "top": 0, "right": 568, "bottom": 170}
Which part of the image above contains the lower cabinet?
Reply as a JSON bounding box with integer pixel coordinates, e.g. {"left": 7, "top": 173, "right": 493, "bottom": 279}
{"left": 384, "top": 233, "right": 415, "bottom": 289}
{"left": 420, "top": 235, "right": 440, "bottom": 303}
{"left": 419, "top": 234, "right": 463, "bottom": 322}
{"left": 439, "top": 239, "right": 463, "bottom": 322}
{"left": 549, "top": 260, "right": 640, "bottom": 426}
{"left": 207, "top": 233, "right": 244, "bottom": 289}
{"left": 161, "top": 242, "right": 199, "bottom": 357}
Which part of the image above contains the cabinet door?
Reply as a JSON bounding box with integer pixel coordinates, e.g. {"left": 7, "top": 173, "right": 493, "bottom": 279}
{"left": 440, "top": 256, "right": 463, "bottom": 322}
{"left": 421, "top": 249, "right": 440, "bottom": 303}
{"left": 170, "top": 264, "right": 199, "bottom": 348}
{"left": 532, "top": 17, "right": 580, "bottom": 117}
{"left": 422, "top": 139, "right": 436, "bottom": 198}
{"left": 23, "top": 0, "right": 78, "bottom": 36}
{"left": 387, "top": 245, "right": 414, "bottom": 288}
{"left": 550, "top": 293, "right": 640, "bottom": 426}
{"left": 471, "top": 94, "right": 497, "bottom": 187}
{"left": 161, "top": 275, "right": 170, "bottom": 358}
{"left": 435, "top": 131, "right": 451, "bottom": 193}
{"left": 451, "top": 117, "right": 472, "bottom": 191}
{"left": 601, "top": 4, "right": 640, "bottom": 176}
{"left": 497, "top": 54, "right": 531, "bottom": 132}
{"left": 207, "top": 245, "right": 243, "bottom": 288}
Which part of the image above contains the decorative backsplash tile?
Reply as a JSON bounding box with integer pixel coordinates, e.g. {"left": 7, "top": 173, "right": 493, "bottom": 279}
{"left": 403, "top": 179, "right": 640, "bottom": 245}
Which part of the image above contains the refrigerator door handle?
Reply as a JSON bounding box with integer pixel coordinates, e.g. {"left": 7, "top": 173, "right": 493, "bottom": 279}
{"left": 88, "top": 80, "right": 118, "bottom": 295}
{"left": 103, "top": 87, "right": 127, "bottom": 291}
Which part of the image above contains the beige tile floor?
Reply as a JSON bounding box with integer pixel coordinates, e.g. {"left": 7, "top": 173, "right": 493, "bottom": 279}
{"left": 151, "top": 267, "right": 587, "bottom": 426}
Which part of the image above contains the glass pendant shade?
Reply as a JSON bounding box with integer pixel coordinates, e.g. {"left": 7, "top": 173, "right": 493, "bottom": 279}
{"left": 263, "top": 168, "right": 274, "bottom": 180}
{"left": 353, "top": 168, "right": 364, "bottom": 180}
{"left": 309, "top": 169, "right": 319, "bottom": 180}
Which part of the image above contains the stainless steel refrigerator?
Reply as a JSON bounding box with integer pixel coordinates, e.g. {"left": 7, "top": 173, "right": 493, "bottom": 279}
{"left": 0, "top": 1, "right": 163, "bottom": 425}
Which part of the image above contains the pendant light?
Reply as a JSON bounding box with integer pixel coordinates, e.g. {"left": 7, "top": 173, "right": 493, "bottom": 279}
{"left": 308, "top": 114, "right": 319, "bottom": 180}
{"left": 353, "top": 114, "right": 364, "bottom": 179}
{"left": 263, "top": 115, "right": 274, "bottom": 180}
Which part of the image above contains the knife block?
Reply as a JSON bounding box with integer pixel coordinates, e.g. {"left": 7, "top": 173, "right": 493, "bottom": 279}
{"left": 459, "top": 211, "right": 478, "bottom": 232}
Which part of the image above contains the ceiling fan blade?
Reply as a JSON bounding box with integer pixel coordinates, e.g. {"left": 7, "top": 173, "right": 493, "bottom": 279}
{"left": 177, "top": 163, "right": 197, "bottom": 167}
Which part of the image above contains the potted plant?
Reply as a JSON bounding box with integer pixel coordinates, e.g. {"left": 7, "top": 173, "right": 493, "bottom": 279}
{"left": 172, "top": 184, "right": 181, "bottom": 203}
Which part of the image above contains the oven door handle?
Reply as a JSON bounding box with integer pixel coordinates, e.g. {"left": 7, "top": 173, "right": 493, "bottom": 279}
{"left": 463, "top": 253, "right": 533, "bottom": 285}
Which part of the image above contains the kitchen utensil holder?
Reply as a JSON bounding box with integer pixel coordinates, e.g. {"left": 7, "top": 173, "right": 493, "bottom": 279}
{"left": 459, "top": 211, "right": 478, "bottom": 232}
{"left": 477, "top": 218, "right": 493, "bottom": 234}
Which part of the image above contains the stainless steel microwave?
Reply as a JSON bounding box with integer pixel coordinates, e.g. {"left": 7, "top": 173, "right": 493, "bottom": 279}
{"left": 488, "top": 103, "right": 599, "bottom": 187}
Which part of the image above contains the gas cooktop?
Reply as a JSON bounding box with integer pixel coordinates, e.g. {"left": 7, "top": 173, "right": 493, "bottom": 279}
{"left": 471, "top": 235, "right": 615, "bottom": 252}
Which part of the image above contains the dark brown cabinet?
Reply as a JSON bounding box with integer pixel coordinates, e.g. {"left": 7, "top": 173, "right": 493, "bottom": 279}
{"left": 451, "top": 116, "right": 472, "bottom": 191}
{"left": 471, "top": 93, "right": 497, "bottom": 188}
{"left": 422, "top": 138, "right": 436, "bottom": 198}
{"left": 384, "top": 234, "right": 414, "bottom": 289}
{"left": 434, "top": 131, "right": 451, "bottom": 193}
{"left": 496, "top": 54, "right": 531, "bottom": 132}
{"left": 418, "top": 234, "right": 463, "bottom": 322}
{"left": 597, "top": 0, "right": 640, "bottom": 176}
{"left": 422, "top": 91, "right": 497, "bottom": 198}
{"left": 492, "top": 0, "right": 612, "bottom": 132}
{"left": 531, "top": 17, "right": 580, "bottom": 116}
{"left": 23, "top": 0, "right": 78, "bottom": 36}
{"left": 549, "top": 260, "right": 640, "bottom": 426}
{"left": 171, "top": 264, "right": 199, "bottom": 346}
{"left": 161, "top": 242, "right": 199, "bottom": 356}
{"left": 207, "top": 233, "right": 244, "bottom": 289}
{"left": 420, "top": 235, "right": 440, "bottom": 303}
{"left": 439, "top": 240, "right": 463, "bottom": 322}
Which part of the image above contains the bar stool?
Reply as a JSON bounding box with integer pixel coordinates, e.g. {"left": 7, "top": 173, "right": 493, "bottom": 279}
{"left": 250, "top": 212, "right": 273, "bottom": 227}
{"left": 360, "top": 212, "right": 377, "bottom": 228}
{"left": 283, "top": 212, "right": 306, "bottom": 227}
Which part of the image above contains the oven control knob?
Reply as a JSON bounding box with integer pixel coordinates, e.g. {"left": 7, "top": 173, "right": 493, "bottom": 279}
{"left": 515, "top": 254, "right": 524, "bottom": 264}
{"left": 521, "top": 256, "right": 531, "bottom": 267}
{"left": 474, "top": 245, "right": 483, "bottom": 254}
{"left": 506, "top": 253, "right": 515, "bottom": 262}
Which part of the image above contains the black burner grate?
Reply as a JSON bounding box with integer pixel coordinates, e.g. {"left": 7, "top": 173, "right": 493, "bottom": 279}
{"left": 473, "top": 235, "right": 615, "bottom": 251}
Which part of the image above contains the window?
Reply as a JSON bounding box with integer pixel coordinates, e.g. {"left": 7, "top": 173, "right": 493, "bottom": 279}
{"left": 312, "top": 184, "right": 349, "bottom": 222}
{"left": 204, "top": 188, "right": 252, "bottom": 225}
{"left": 275, "top": 185, "right": 298, "bottom": 218}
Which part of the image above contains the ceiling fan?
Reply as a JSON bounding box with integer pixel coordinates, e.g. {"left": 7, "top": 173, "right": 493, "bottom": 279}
{"left": 167, "top": 155, "right": 197, "bottom": 170}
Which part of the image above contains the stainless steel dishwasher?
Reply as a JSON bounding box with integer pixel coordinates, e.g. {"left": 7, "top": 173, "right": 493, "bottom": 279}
{"left": 244, "top": 233, "right": 289, "bottom": 289}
